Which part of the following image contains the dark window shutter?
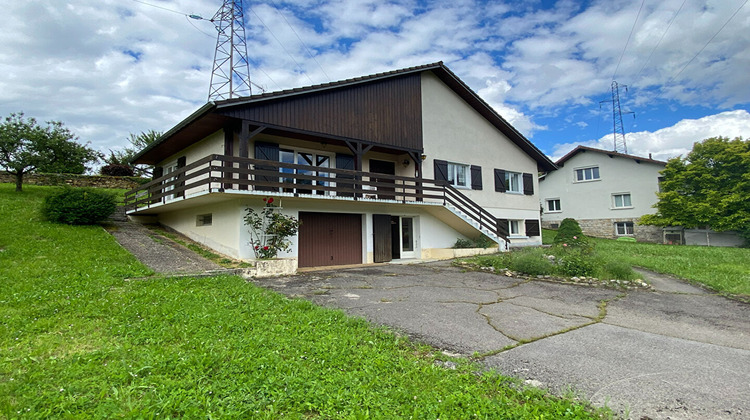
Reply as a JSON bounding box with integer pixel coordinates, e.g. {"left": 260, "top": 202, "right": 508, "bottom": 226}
{"left": 175, "top": 156, "right": 187, "bottom": 198}
{"left": 494, "top": 169, "right": 506, "bottom": 192}
{"left": 434, "top": 160, "right": 448, "bottom": 184}
{"left": 152, "top": 166, "right": 163, "bottom": 180}
{"left": 523, "top": 173, "right": 534, "bottom": 195}
{"left": 497, "top": 218, "right": 509, "bottom": 238}
{"left": 470, "top": 165, "right": 482, "bottom": 190}
{"left": 336, "top": 154, "right": 355, "bottom": 197}
{"left": 254, "top": 141, "right": 279, "bottom": 161}
{"left": 254, "top": 142, "right": 279, "bottom": 191}
{"left": 525, "top": 219, "right": 540, "bottom": 237}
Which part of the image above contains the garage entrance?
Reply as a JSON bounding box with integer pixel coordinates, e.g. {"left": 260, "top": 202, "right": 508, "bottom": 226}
{"left": 298, "top": 212, "right": 362, "bottom": 268}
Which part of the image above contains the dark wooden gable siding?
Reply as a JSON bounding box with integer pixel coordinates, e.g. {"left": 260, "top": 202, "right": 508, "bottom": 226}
{"left": 218, "top": 74, "right": 423, "bottom": 150}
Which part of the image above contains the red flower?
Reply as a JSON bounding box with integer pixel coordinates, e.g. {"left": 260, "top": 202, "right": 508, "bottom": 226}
{"left": 263, "top": 246, "right": 269, "bottom": 250}
{"left": 254, "top": 245, "right": 259, "bottom": 249}
{"left": 262, "top": 197, "right": 267, "bottom": 202}
{"left": 267, "top": 197, "right": 274, "bottom": 204}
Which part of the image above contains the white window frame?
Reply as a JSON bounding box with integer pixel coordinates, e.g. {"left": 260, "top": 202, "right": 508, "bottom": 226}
{"left": 279, "top": 147, "right": 334, "bottom": 195}
{"left": 574, "top": 166, "right": 600, "bottom": 182}
{"left": 546, "top": 198, "right": 561, "bottom": 212}
{"left": 505, "top": 171, "right": 523, "bottom": 194}
{"left": 162, "top": 162, "right": 178, "bottom": 202}
{"left": 612, "top": 193, "right": 633, "bottom": 209}
{"left": 508, "top": 219, "right": 526, "bottom": 237}
{"left": 447, "top": 162, "right": 470, "bottom": 189}
{"left": 615, "top": 221, "right": 634, "bottom": 236}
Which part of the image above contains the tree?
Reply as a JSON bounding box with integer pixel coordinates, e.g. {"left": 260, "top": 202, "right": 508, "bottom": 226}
{"left": 107, "top": 130, "right": 162, "bottom": 177}
{"left": 0, "top": 112, "right": 100, "bottom": 191}
{"left": 641, "top": 136, "right": 750, "bottom": 240}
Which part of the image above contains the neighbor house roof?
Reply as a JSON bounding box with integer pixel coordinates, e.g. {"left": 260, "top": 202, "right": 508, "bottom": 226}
{"left": 555, "top": 145, "right": 667, "bottom": 167}
{"left": 133, "top": 62, "right": 556, "bottom": 171}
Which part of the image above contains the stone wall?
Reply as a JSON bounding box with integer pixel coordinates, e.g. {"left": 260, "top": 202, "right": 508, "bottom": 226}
{"left": 542, "top": 217, "right": 663, "bottom": 243}
{"left": 1, "top": 172, "right": 147, "bottom": 190}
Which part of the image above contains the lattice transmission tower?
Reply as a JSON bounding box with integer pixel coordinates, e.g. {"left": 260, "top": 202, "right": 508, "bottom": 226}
{"left": 600, "top": 81, "right": 634, "bottom": 154}
{"left": 208, "top": 0, "right": 256, "bottom": 101}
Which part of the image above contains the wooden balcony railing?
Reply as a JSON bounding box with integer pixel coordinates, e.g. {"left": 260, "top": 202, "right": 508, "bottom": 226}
{"left": 124, "top": 154, "right": 508, "bottom": 241}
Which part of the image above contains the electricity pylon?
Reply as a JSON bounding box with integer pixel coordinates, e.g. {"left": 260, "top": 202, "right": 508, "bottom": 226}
{"left": 208, "top": 0, "right": 254, "bottom": 101}
{"left": 600, "top": 81, "right": 634, "bottom": 154}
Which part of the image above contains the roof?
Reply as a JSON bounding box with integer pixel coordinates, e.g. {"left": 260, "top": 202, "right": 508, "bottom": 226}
{"left": 133, "top": 62, "right": 556, "bottom": 171}
{"left": 555, "top": 145, "right": 667, "bottom": 167}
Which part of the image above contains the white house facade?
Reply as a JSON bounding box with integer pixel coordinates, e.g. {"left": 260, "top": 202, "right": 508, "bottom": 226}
{"left": 539, "top": 146, "right": 665, "bottom": 242}
{"left": 126, "top": 62, "right": 555, "bottom": 269}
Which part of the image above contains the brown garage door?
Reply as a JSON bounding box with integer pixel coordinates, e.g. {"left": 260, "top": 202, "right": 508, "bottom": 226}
{"left": 298, "top": 212, "right": 362, "bottom": 268}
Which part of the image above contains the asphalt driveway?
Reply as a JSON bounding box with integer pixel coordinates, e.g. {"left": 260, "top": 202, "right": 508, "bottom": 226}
{"left": 253, "top": 261, "right": 750, "bottom": 420}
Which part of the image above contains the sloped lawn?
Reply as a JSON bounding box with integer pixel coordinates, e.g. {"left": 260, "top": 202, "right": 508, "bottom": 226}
{"left": 0, "top": 184, "right": 606, "bottom": 419}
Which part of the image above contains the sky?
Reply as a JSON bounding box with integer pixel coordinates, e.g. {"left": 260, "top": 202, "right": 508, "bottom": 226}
{"left": 1, "top": 0, "right": 749, "bottom": 165}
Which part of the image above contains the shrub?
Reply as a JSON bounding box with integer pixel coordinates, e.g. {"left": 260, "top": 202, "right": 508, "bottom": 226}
{"left": 453, "top": 235, "right": 495, "bottom": 249}
{"left": 510, "top": 252, "right": 553, "bottom": 275}
{"left": 42, "top": 187, "right": 117, "bottom": 225}
{"left": 554, "top": 218, "right": 584, "bottom": 244}
{"left": 244, "top": 197, "right": 300, "bottom": 259}
{"left": 453, "top": 238, "right": 475, "bottom": 249}
{"left": 101, "top": 164, "right": 135, "bottom": 177}
{"left": 557, "top": 251, "right": 596, "bottom": 277}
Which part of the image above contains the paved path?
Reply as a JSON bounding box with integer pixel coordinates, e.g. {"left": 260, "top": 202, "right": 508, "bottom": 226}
{"left": 108, "top": 221, "right": 223, "bottom": 275}
{"left": 253, "top": 262, "right": 750, "bottom": 420}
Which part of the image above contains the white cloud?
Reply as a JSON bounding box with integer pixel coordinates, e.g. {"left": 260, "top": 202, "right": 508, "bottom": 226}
{"left": 550, "top": 110, "right": 750, "bottom": 161}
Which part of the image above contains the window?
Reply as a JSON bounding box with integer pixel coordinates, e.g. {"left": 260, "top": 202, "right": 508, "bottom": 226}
{"left": 575, "top": 166, "right": 600, "bottom": 182}
{"left": 615, "top": 222, "right": 634, "bottom": 236}
{"left": 612, "top": 193, "right": 632, "bottom": 208}
{"left": 505, "top": 171, "right": 522, "bottom": 193}
{"left": 546, "top": 199, "right": 561, "bottom": 212}
{"left": 509, "top": 220, "right": 523, "bottom": 236}
{"left": 196, "top": 214, "right": 212, "bottom": 226}
{"left": 278, "top": 148, "right": 331, "bottom": 195}
{"left": 447, "top": 162, "right": 470, "bottom": 188}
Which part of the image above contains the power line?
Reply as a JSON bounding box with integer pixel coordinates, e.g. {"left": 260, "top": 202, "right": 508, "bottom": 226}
{"left": 267, "top": 0, "right": 331, "bottom": 82}
{"left": 667, "top": 0, "right": 749, "bottom": 85}
{"left": 633, "top": 0, "right": 687, "bottom": 84}
{"left": 612, "top": 0, "right": 645, "bottom": 81}
{"left": 248, "top": 6, "right": 315, "bottom": 85}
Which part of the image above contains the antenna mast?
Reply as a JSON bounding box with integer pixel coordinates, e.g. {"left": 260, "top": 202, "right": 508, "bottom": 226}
{"left": 601, "top": 81, "right": 634, "bottom": 154}
{"left": 208, "top": 0, "right": 253, "bottom": 101}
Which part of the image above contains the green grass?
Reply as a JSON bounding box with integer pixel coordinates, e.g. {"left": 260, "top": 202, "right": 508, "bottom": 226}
{"left": 0, "top": 184, "right": 606, "bottom": 419}
{"left": 542, "top": 229, "right": 749, "bottom": 297}
{"left": 593, "top": 237, "right": 750, "bottom": 297}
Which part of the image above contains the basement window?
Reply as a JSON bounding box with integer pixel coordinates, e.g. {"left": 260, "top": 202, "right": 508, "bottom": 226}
{"left": 196, "top": 214, "right": 213, "bottom": 227}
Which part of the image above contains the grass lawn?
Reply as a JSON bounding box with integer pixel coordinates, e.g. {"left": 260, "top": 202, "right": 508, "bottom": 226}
{"left": 0, "top": 184, "right": 606, "bottom": 419}
{"left": 542, "top": 229, "right": 750, "bottom": 298}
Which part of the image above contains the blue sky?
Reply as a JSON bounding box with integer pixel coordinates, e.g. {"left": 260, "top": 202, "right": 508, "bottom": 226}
{"left": 1, "top": 0, "right": 749, "bottom": 163}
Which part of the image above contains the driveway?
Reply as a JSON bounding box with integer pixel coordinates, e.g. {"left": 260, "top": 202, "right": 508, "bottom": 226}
{"left": 253, "top": 261, "right": 750, "bottom": 420}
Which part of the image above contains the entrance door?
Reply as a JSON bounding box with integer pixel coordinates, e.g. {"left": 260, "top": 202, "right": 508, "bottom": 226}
{"left": 369, "top": 159, "right": 395, "bottom": 200}
{"left": 390, "top": 217, "right": 401, "bottom": 260}
{"left": 373, "top": 214, "right": 392, "bottom": 263}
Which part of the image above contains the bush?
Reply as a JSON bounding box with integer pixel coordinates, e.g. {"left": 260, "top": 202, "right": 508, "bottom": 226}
{"left": 453, "top": 235, "right": 495, "bottom": 249}
{"left": 101, "top": 164, "right": 135, "bottom": 177}
{"left": 453, "top": 238, "right": 475, "bottom": 249}
{"left": 554, "top": 218, "right": 584, "bottom": 245}
{"left": 42, "top": 187, "right": 117, "bottom": 225}
{"left": 558, "top": 251, "right": 596, "bottom": 277}
{"left": 510, "top": 252, "right": 553, "bottom": 275}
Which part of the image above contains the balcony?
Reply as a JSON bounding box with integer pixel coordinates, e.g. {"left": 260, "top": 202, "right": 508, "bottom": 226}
{"left": 124, "top": 154, "right": 508, "bottom": 242}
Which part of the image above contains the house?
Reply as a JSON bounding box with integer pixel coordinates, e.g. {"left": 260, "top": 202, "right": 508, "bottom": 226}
{"left": 126, "top": 62, "right": 556, "bottom": 269}
{"left": 539, "top": 146, "right": 665, "bottom": 242}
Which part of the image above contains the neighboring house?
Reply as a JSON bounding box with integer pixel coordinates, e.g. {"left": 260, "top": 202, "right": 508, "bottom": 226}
{"left": 126, "top": 62, "right": 555, "bottom": 269}
{"left": 539, "top": 146, "right": 665, "bottom": 242}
